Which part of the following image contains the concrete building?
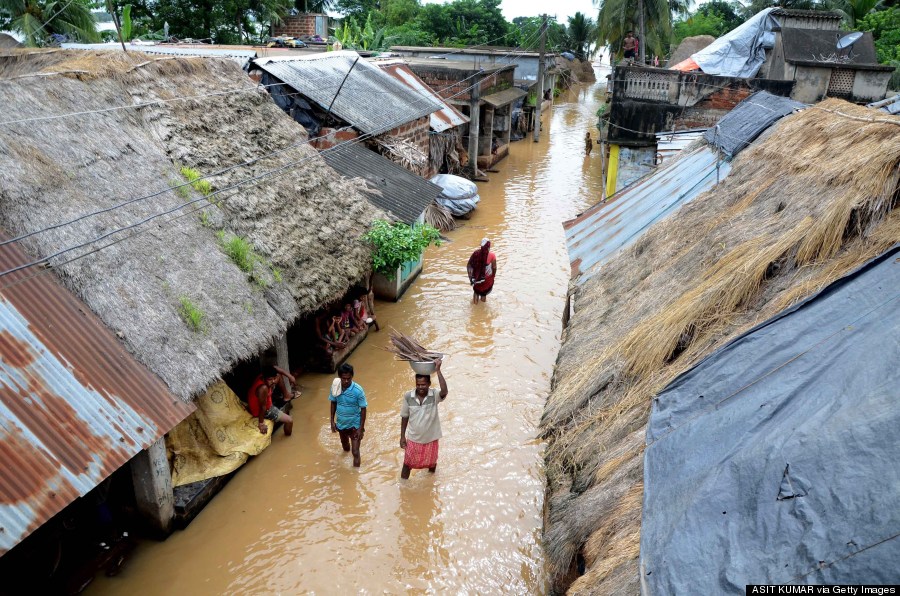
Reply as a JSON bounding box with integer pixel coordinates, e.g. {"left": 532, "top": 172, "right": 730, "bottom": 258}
{"left": 389, "top": 46, "right": 557, "bottom": 88}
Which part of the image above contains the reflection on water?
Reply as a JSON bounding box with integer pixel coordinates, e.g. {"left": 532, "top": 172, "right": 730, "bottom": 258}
{"left": 86, "top": 76, "right": 605, "bottom": 596}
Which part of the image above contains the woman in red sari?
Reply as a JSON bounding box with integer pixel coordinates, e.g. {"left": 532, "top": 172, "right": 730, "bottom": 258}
{"left": 467, "top": 238, "right": 497, "bottom": 304}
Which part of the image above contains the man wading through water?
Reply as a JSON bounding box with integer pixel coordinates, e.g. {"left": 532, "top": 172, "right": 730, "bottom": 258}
{"left": 399, "top": 358, "right": 448, "bottom": 479}
{"left": 330, "top": 363, "right": 367, "bottom": 467}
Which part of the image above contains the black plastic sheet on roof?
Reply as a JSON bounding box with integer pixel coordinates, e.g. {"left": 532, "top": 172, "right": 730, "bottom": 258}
{"left": 704, "top": 91, "right": 805, "bottom": 158}
{"left": 640, "top": 245, "right": 900, "bottom": 593}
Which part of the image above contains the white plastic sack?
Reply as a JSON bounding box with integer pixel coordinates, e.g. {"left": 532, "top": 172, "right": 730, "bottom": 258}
{"left": 436, "top": 196, "right": 480, "bottom": 216}
{"left": 430, "top": 174, "right": 478, "bottom": 201}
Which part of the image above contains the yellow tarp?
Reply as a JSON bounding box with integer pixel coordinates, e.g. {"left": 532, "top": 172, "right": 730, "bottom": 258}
{"left": 166, "top": 380, "right": 272, "bottom": 487}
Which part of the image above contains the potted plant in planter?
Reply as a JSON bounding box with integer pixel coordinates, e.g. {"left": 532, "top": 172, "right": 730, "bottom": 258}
{"left": 365, "top": 220, "right": 441, "bottom": 301}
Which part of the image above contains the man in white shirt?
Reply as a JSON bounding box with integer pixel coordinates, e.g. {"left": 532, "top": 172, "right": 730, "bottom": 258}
{"left": 399, "top": 359, "right": 448, "bottom": 479}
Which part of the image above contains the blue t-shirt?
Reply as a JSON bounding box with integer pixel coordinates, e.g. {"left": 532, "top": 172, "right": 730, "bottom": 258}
{"left": 329, "top": 381, "right": 367, "bottom": 430}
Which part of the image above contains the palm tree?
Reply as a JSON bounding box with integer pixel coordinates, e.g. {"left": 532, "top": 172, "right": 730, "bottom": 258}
{"left": 0, "top": 0, "right": 99, "bottom": 46}
{"left": 295, "top": 0, "right": 334, "bottom": 11}
{"left": 596, "top": 0, "right": 672, "bottom": 62}
{"left": 567, "top": 12, "right": 599, "bottom": 60}
{"left": 828, "top": 0, "right": 882, "bottom": 26}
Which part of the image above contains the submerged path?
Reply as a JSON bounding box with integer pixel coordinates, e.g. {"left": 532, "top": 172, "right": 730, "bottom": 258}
{"left": 88, "top": 74, "right": 607, "bottom": 595}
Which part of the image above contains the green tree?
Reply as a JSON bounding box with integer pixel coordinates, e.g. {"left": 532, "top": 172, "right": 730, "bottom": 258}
{"left": 672, "top": 2, "right": 743, "bottom": 44}
{"left": 0, "top": 0, "right": 99, "bottom": 46}
{"left": 509, "top": 15, "right": 567, "bottom": 50}
{"left": 828, "top": 0, "right": 882, "bottom": 26}
{"left": 859, "top": 6, "right": 900, "bottom": 61}
{"left": 596, "top": 0, "right": 673, "bottom": 60}
{"left": 567, "top": 12, "right": 598, "bottom": 60}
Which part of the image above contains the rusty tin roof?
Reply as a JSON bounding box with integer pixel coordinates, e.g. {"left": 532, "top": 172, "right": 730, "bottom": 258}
{"left": 374, "top": 60, "right": 469, "bottom": 132}
{"left": 0, "top": 236, "right": 193, "bottom": 555}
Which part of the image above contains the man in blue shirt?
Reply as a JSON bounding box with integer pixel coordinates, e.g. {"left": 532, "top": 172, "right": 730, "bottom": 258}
{"left": 329, "top": 363, "right": 367, "bottom": 467}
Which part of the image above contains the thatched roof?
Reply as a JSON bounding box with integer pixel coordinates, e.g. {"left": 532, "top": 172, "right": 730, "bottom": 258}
{"left": 542, "top": 99, "right": 900, "bottom": 594}
{"left": 0, "top": 34, "right": 21, "bottom": 49}
{"left": 0, "top": 50, "right": 379, "bottom": 400}
{"left": 668, "top": 35, "right": 715, "bottom": 66}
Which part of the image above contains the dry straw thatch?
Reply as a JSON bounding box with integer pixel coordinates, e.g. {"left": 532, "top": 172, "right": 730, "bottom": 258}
{"left": 0, "top": 49, "right": 379, "bottom": 400}
{"left": 667, "top": 34, "right": 715, "bottom": 66}
{"left": 541, "top": 99, "right": 900, "bottom": 594}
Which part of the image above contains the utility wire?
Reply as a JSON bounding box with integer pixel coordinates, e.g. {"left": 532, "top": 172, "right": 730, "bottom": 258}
{"left": 0, "top": 31, "right": 546, "bottom": 283}
{"left": 0, "top": 26, "right": 544, "bottom": 250}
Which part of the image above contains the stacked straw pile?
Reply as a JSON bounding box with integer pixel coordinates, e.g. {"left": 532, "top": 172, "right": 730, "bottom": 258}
{"left": 541, "top": 99, "right": 900, "bottom": 594}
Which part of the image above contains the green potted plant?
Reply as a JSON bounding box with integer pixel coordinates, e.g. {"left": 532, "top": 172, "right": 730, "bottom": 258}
{"left": 365, "top": 220, "right": 441, "bottom": 300}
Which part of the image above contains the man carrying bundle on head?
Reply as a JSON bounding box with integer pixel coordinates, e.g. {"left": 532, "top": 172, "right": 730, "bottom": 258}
{"left": 399, "top": 358, "right": 448, "bottom": 479}
{"left": 467, "top": 238, "right": 497, "bottom": 304}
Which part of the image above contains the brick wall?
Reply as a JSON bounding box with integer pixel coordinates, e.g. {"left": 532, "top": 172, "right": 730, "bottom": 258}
{"left": 410, "top": 68, "right": 516, "bottom": 103}
{"left": 412, "top": 69, "right": 474, "bottom": 102}
{"left": 693, "top": 85, "right": 752, "bottom": 110}
{"left": 312, "top": 127, "right": 359, "bottom": 150}
{"left": 273, "top": 14, "right": 323, "bottom": 38}
{"left": 377, "top": 116, "right": 434, "bottom": 177}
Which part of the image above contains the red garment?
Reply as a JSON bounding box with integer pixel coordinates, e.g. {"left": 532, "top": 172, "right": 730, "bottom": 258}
{"left": 247, "top": 376, "right": 272, "bottom": 417}
{"left": 404, "top": 439, "right": 439, "bottom": 469}
{"left": 473, "top": 252, "right": 496, "bottom": 294}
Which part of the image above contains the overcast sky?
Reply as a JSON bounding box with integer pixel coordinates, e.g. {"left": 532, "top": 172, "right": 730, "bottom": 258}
{"left": 421, "top": 0, "right": 599, "bottom": 23}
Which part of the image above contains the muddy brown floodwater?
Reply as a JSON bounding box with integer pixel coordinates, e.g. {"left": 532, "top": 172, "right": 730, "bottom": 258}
{"left": 88, "top": 75, "right": 606, "bottom": 595}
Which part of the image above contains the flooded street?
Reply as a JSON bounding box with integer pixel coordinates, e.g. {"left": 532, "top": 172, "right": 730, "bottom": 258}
{"left": 88, "top": 75, "right": 606, "bottom": 595}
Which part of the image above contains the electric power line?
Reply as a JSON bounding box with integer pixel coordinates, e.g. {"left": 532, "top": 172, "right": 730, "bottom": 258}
{"left": 0, "top": 30, "right": 547, "bottom": 284}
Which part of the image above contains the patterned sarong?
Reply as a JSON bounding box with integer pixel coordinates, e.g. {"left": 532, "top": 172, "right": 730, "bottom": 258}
{"left": 404, "top": 439, "right": 439, "bottom": 469}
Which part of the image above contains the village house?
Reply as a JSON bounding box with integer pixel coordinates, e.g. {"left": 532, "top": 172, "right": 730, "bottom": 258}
{"left": 0, "top": 49, "right": 381, "bottom": 590}
{"left": 251, "top": 51, "right": 444, "bottom": 177}
{"left": 544, "top": 97, "right": 900, "bottom": 593}
{"left": 373, "top": 59, "right": 470, "bottom": 176}
{"left": 603, "top": 8, "right": 896, "bottom": 190}
{"left": 401, "top": 58, "right": 523, "bottom": 174}
{"left": 321, "top": 142, "right": 444, "bottom": 301}
{"left": 388, "top": 45, "right": 557, "bottom": 91}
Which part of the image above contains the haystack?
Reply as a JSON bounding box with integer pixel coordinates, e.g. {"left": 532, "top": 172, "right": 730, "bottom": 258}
{"left": 0, "top": 34, "right": 21, "bottom": 49}
{"left": 668, "top": 35, "right": 715, "bottom": 67}
{"left": 0, "top": 50, "right": 380, "bottom": 400}
{"left": 541, "top": 99, "right": 900, "bottom": 593}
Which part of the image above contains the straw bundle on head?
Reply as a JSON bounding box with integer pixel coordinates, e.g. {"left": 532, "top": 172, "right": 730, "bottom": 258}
{"left": 0, "top": 50, "right": 380, "bottom": 401}
{"left": 541, "top": 99, "right": 900, "bottom": 594}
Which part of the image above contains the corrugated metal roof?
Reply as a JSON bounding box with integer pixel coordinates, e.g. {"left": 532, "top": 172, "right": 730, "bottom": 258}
{"left": 565, "top": 145, "right": 731, "bottom": 285}
{"left": 0, "top": 236, "right": 193, "bottom": 554}
{"left": 374, "top": 61, "right": 468, "bottom": 132}
{"left": 704, "top": 91, "right": 805, "bottom": 158}
{"left": 656, "top": 129, "right": 707, "bottom": 164}
{"left": 61, "top": 43, "right": 257, "bottom": 66}
{"left": 482, "top": 87, "right": 528, "bottom": 108}
{"left": 255, "top": 51, "right": 442, "bottom": 136}
{"left": 321, "top": 143, "right": 442, "bottom": 225}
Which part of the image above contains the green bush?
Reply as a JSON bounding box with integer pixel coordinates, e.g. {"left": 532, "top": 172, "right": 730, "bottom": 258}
{"left": 364, "top": 220, "right": 441, "bottom": 279}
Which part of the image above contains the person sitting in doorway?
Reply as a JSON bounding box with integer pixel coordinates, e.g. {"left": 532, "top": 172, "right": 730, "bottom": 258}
{"left": 316, "top": 313, "right": 347, "bottom": 355}
{"left": 353, "top": 296, "right": 379, "bottom": 332}
{"left": 248, "top": 365, "right": 295, "bottom": 436}
{"left": 340, "top": 303, "right": 361, "bottom": 337}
